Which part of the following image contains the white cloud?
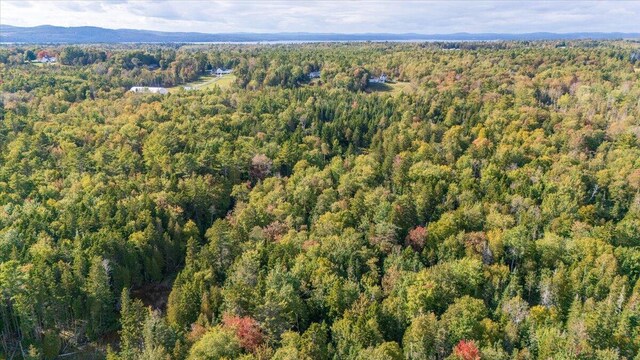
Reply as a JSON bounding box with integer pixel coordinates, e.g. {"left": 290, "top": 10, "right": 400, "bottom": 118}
{"left": 1, "top": 0, "right": 639, "bottom": 33}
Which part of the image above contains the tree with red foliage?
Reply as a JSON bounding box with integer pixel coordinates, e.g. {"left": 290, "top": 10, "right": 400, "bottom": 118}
{"left": 36, "top": 50, "right": 49, "bottom": 59}
{"left": 453, "top": 340, "right": 481, "bottom": 360}
{"left": 250, "top": 154, "right": 273, "bottom": 181}
{"left": 405, "top": 226, "right": 427, "bottom": 251}
{"left": 222, "top": 314, "right": 264, "bottom": 353}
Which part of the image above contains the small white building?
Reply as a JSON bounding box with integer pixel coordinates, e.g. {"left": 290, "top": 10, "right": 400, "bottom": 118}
{"left": 369, "top": 73, "right": 387, "bottom": 84}
{"left": 40, "top": 56, "right": 57, "bottom": 63}
{"left": 308, "top": 71, "right": 321, "bottom": 79}
{"left": 215, "top": 68, "right": 233, "bottom": 77}
{"left": 129, "top": 86, "right": 168, "bottom": 95}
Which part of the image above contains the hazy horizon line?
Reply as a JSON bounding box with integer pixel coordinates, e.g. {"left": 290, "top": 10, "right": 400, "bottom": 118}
{"left": 3, "top": 24, "right": 640, "bottom": 36}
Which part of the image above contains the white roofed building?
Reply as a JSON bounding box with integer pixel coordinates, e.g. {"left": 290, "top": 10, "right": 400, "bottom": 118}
{"left": 129, "top": 86, "right": 168, "bottom": 95}
{"left": 40, "top": 56, "right": 57, "bottom": 63}
{"left": 369, "top": 73, "right": 388, "bottom": 84}
{"left": 215, "top": 68, "right": 233, "bottom": 77}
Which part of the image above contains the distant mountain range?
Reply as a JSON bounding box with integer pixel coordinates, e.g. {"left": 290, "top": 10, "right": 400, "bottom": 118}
{"left": 1, "top": 25, "right": 639, "bottom": 43}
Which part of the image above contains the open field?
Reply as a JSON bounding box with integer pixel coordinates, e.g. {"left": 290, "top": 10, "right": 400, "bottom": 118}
{"left": 168, "top": 74, "right": 236, "bottom": 93}
{"left": 303, "top": 79, "right": 417, "bottom": 95}
{"left": 367, "top": 81, "right": 416, "bottom": 95}
{"left": 28, "top": 61, "right": 60, "bottom": 67}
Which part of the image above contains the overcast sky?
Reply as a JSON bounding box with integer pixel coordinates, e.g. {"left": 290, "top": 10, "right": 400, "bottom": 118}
{"left": 1, "top": 1, "right": 639, "bottom": 34}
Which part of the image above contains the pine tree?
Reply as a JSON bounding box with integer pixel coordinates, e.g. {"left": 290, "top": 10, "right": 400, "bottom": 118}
{"left": 119, "top": 288, "right": 147, "bottom": 359}
{"left": 85, "top": 256, "right": 115, "bottom": 339}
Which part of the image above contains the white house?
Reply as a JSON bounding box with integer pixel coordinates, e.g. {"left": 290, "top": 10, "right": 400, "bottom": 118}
{"left": 308, "top": 71, "right": 321, "bottom": 79}
{"left": 215, "top": 68, "right": 233, "bottom": 77}
{"left": 129, "top": 86, "right": 169, "bottom": 95}
{"left": 369, "top": 73, "right": 387, "bottom": 84}
{"left": 40, "top": 56, "right": 57, "bottom": 63}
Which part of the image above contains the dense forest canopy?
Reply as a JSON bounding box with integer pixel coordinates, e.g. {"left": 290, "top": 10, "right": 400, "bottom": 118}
{"left": 1, "top": 41, "right": 640, "bottom": 360}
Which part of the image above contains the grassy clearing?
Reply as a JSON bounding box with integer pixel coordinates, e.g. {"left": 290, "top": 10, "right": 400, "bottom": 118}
{"left": 168, "top": 74, "right": 236, "bottom": 93}
{"left": 301, "top": 79, "right": 416, "bottom": 94}
{"left": 367, "top": 81, "right": 416, "bottom": 95}
{"left": 206, "top": 74, "right": 236, "bottom": 90}
{"left": 27, "top": 61, "right": 63, "bottom": 67}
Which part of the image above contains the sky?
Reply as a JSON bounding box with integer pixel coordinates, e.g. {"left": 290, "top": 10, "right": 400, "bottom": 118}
{"left": 1, "top": 1, "right": 639, "bottom": 34}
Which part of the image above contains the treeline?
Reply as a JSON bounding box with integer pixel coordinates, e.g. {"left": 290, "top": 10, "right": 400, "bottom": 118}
{"left": 0, "top": 45, "right": 240, "bottom": 87}
{"left": 0, "top": 41, "right": 639, "bottom": 359}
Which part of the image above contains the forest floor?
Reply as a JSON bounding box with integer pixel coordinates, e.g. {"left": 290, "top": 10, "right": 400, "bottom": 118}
{"left": 130, "top": 278, "right": 174, "bottom": 312}
{"left": 56, "top": 279, "right": 175, "bottom": 359}
{"left": 169, "top": 74, "right": 236, "bottom": 92}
